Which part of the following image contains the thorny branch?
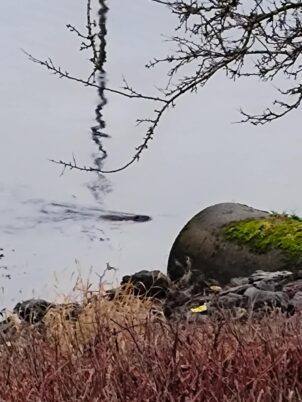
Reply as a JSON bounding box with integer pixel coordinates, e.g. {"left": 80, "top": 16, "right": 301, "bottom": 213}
{"left": 21, "top": 51, "right": 165, "bottom": 103}
{"left": 27, "top": 0, "right": 302, "bottom": 173}
{"left": 147, "top": 0, "right": 302, "bottom": 127}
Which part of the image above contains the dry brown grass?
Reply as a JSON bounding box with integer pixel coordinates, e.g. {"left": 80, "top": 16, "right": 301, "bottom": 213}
{"left": 0, "top": 289, "right": 301, "bottom": 401}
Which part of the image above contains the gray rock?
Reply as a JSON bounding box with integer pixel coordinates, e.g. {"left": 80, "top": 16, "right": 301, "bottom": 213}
{"left": 121, "top": 270, "right": 170, "bottom": 299}
{"left": 13, "top": 299, "right": 55, "bottom": 323}
{"left": 229, "top": 277, "right": 250, "bottom": 286}
{"left": 221, "top": 284, "right": 250, "bottom": 296}
{"left": 167, "top": 203, "right": 299, "bottom": 285}
{"left": 161, "top": 269, "right": 302, "bottom": 320}
{"left": 0, "top": 317, "right": 16, "bottom": 340}
{"left": 249, "top": 270, "right": 294, "bottom": 292}
{"left": 249, "top": 270, "right": 293, "bottom": 283}
{"left": 214, "top": 293, "right": 244, "bottom": 309}
{"left": 243, "top": 287, "right": 288, "bottom": 311}
{"left": 253, "top": 280, "right": 276, "bottom": 291}
{"left": 288, "top": 291, "right": 302, "bottom": 313}
{"left": 54, "top": 302, "right": 82, "bottom": 321}
{"left": 163, "top": 293, "right": 192, "bottom": 320}
{"left": 283, "top": 280, "right": 302, "bottom": 299}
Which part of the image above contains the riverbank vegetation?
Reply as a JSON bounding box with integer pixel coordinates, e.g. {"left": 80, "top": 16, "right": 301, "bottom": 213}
{"left": 0, "top": 290, "right": 302, "bottom": 401}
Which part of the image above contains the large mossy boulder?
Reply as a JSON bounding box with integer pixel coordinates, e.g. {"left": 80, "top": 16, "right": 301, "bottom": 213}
{"left": 167, "top": 203, "right": 302, "bottom": 285}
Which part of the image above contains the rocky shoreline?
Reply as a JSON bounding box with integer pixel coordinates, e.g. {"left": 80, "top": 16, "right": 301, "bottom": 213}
{"left": 1, "top": 267, "right": 302, "bottom": 340}
{"left": 2, "top": 202, "right": 302, "bottom": 338}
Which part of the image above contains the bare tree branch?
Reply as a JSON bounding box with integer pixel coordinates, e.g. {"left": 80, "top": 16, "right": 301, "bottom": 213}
{"left": 21, "top": 50, "right": 166, "bottom": 103}
{"left": 27, "top": 0, "right": 302, "bottom": 173}
{"left": 147, "top": 0, "right": 302, "bottom": 126}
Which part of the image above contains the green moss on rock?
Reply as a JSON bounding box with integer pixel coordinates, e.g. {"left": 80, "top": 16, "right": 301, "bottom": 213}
{"left": 224, "top": 214, "right": 302, "bottom": 261}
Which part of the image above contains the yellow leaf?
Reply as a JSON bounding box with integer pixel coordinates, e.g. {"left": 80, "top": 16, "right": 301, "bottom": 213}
{"left": 190, "top": 304, "right": 207, "bottom": 313}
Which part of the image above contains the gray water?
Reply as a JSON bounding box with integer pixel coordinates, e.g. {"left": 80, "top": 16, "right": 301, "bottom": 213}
{"left": 0, "top": 1, "right": 301, "bottom": 308}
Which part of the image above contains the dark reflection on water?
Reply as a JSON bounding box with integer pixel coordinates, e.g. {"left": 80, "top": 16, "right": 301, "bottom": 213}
{"left": 84, "top": 2, "right": 152, "bottom": 228}
{"left": 87, "top": 1, "right": 112, "bottom": 209}
{"left": 91, "top": 0, "right": 109, "bottom": 170}
{"left": 86, "top": 179, "right": 111, "bottom": 204}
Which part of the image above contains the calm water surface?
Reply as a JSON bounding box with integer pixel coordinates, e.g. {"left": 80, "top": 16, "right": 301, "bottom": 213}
{"left": 0, "top": 1, "right": 301, "bottom": 308}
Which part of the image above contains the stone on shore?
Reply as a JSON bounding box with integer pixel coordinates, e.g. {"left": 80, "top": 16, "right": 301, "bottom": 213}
{"left": 167, "top": 203, "right": 302, "bottom": 286}
{"left": 121, "top": 270, "right": 170, "bottom": 299}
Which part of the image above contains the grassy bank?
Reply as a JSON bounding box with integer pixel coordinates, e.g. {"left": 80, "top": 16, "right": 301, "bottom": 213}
{"left": 0, "top": 290, "right": 302, "bottom": 402}
{"left": 0, "top": 291, "right": 302, "bottom": 401}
